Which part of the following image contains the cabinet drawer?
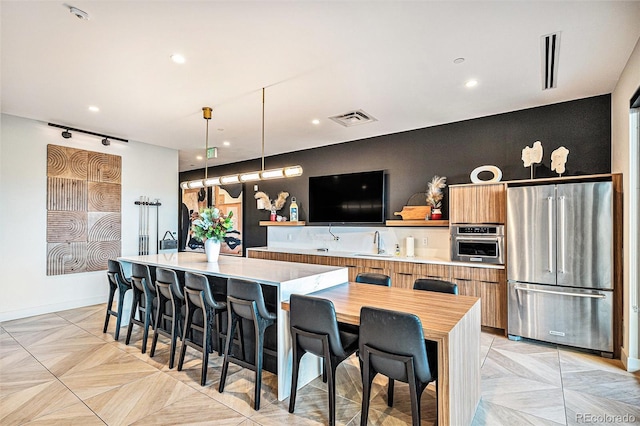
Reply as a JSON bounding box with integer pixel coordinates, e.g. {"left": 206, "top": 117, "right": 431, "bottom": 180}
{"left": 414, "top": 263, "right": 450, "bottom": 280}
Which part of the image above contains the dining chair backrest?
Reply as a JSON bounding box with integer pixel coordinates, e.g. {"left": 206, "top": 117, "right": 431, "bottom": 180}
{"left": 290, "top": 294, "right": 347, "bottom": 358}
{"left": 355, "top": 272, "right": 391, "bottom": 287}
{"left": 107, "top": 259, "right": 130, "bottom": 288}
{"left": 359, "top": 306, "right": 433, "bottom": 383}
{"left": 413, "top": 278, "right": 458, "bottom": 295}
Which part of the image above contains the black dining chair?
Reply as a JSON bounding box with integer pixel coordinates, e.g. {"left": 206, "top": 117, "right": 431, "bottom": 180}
{"left": 355, "top": 272, "right": 391, "bottom": 287}
{"left": 288, "top": 294, "right": 359, "bottom": 426}
{"left": 177, "top": 271, "right": 228, "bottom": 386}
{"left": 218, "top": 278, "right": 277, "bottom": 410}
{"left": 103, "top": 259, "right": 132, "bottom": 341}
{"left": 359, "top": 306, "right": 437, "bottom": 426}
{"left": 413, "top": 278, "right": 458, "bottom": 295}
{"left": 150, "top": 267, "right": 185, "bottom": 369}
{"left": 125, "top": 262, "right": 157, "bottom": 353}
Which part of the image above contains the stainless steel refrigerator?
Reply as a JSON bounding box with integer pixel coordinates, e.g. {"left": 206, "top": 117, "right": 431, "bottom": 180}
{"left": 507, "top": 181, "right": 614, "bottom": 354}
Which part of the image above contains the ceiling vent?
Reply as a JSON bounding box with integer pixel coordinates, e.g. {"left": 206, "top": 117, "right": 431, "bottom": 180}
{"left": 329, "top": 109, "right": 377, "bottom": 127}
{"left": 541, "top": 32, "right": 561, "bottom": 90}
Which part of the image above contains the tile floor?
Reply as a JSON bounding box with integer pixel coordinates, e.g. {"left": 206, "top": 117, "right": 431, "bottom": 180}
{"left": 1, "top": 304, "right": 639, "bottom": 425}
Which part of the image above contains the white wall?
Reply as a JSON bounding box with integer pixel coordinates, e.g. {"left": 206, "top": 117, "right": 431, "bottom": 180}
{"left": 0, "top": 114, "right": 179, "bottom": 321}
{"left": 612, "top": 37, "right": 640, "bottom": 371}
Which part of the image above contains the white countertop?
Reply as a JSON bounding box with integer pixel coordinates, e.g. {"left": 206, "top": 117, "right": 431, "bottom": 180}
{"left": 247, "top": 246, "right": 505, "bottom": 270}
{"left": 119, "top": 252, "right": 348, "bottom": 285}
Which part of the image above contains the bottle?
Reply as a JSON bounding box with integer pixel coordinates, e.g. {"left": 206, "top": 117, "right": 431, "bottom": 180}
{"left": 395, "top": 244, "right": 401, "bottom": 256}
{"left": 290, "top": 197, "right": 298, "bottom": 222}
{"left": 270, "top": 206, "right": 277, "bottom": 221}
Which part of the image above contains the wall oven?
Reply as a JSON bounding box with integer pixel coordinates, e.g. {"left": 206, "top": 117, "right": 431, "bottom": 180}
{"left": 451, "top": 224, "right": 505, "bottom": 265}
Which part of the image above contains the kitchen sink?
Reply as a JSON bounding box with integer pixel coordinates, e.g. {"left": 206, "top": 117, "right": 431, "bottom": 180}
{"left": 353, "top": 253, "right": 394, "bottom": 258}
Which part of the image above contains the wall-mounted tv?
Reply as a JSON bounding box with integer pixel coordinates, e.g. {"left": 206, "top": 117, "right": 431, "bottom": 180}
{"left": 308, "top": 170, "right": 385, "bottom": 224}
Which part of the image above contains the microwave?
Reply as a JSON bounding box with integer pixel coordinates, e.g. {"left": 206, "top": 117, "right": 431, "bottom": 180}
{"left": 451, "top": 224, "right": 505, "bottom": 264}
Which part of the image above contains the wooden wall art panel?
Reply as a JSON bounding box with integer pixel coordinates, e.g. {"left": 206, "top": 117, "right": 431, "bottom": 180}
{"left": 88, "top": 212, "right": 121, "bottom": 241}
{"left": 88, "top": 182, "right": 121, "bottom": 212}
{"left": 47, "top": 177, "right": 87, "bottom": 211}
{"left": 47, "top": 145, "right": 88, "bottom": 180}
{"left": 47, "top": 144, "right": 121, "bottom": 275}
{"left": 47, "top": 211, "right": 88, "bottom": 242}
{"left": 46, "top": 242, "right": 87, "bottom": 275}
{"left": 88, "top": 152, "right": 121, "bottom": 184}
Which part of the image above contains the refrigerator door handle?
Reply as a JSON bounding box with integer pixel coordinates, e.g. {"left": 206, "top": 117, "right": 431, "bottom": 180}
{"left": 547, "top": 196, "right": 554, "bottom": 273}
{"left": 513, "top": 284, "right": 607, "bottom": 299}
{"left": 559, "top": 195, "right": 565, "bottom": 273}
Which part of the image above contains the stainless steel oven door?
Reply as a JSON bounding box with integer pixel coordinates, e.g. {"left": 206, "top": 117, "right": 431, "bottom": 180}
{"left": 452, "top": 236, "right": 504, "bottom": 264}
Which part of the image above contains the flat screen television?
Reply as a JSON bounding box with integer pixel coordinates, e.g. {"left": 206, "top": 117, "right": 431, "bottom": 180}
{"left": 308, "top": 170, "right": 385, "bottom": 224}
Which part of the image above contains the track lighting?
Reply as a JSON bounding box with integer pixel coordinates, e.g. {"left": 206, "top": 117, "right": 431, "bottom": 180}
{"left": 48, "top": 123, "right": 128, "bottom": 144}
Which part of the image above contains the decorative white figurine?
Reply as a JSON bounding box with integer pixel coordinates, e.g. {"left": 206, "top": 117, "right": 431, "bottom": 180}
{"left": 551, "top": 146, "right": 570, "bottom": 176}
{"left": 522, "top": 141, "right": 544, "bottom": 179}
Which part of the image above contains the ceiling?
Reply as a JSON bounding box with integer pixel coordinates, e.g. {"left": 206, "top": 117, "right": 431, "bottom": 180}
{"left": 2, "top": 1, "right": 640, "bottom": 172}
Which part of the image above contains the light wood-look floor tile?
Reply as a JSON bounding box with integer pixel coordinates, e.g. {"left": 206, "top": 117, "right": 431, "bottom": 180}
{"left": 83, "top": 371, "right": 200, "bottom": 425}
{"left": 22, "top": 400, "right": 105, "bottom": 425}
{"left": 4, "top": 303, "right": 640, "bottom": 426}
{"left": 0, "top": 379, "right": 82, "bottom": 425}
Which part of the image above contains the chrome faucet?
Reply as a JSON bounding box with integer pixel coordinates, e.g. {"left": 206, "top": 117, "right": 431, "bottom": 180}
{"left": 374, "top": 231, "right": 385, "bottom": 254}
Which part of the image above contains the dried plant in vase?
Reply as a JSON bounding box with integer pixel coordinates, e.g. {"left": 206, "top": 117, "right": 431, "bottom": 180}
{"left": 254, "top": 191, "right": 289, "bottom": 219}
{"left": 426, "top": 176, "right": 447, "bottom": 219}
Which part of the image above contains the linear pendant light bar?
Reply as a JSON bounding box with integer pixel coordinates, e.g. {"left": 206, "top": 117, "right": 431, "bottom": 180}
{"left": 180, "top": 87, "right": 303, "bottom": 189}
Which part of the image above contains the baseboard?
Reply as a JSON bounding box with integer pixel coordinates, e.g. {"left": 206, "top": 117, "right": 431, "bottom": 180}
{"left": 0, "top": 296, "right": 106, "bottom": 322}
{"left": 621, "top": 346, "right": 640, "bottom": 372}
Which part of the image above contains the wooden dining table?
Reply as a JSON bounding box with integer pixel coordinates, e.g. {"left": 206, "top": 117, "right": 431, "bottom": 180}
{"left": 281, "top": 282, "right": 481, "bottom": 426}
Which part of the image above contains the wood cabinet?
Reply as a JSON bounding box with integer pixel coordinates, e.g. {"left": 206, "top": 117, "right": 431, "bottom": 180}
{"left": 449, "top": 183, "right": 506, "bottom": 224}
{"left": 451, "top": 266, "right": 506, "bottom": 329}
{"left": 247, "top": 250, "right": 506, "bottom": 330}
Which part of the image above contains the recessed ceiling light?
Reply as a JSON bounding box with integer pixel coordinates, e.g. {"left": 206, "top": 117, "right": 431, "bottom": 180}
{"left": 453, "top": 58, "right": 465, "bottom": 64}
{"left": 312, "top": 119, "right": 320, "bottom": 125}
{"left": 465, "top": 79, "right": 478, "bottom": 88}
{"left": 223, "top": 141, "right": 230, "bottom": 146}
{"left": 171, "top": 54, "right": 186, "bottom": 64}
{"left": 196, "top": 155, "right": 203, "bottom": 160}
{"left": 88, "top": 106, "right": 99, "bottom": 112}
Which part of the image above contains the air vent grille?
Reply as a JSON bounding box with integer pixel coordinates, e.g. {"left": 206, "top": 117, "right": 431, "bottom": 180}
{"left": 541, "top": 32, "right": 561, "bottom": 90}
{"left": 329, "top": 109, "right": 377, "bottom": 127}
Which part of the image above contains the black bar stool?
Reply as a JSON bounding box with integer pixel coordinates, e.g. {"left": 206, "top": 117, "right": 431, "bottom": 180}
{"left": 355, "top": 272, "right": 391, "bottom": 286}
{"left": 125, "top": 262, "right": 157, "bottom": 353}
{"left": 150, "top": 267, "right": 185, "bottom": 369}
{"left": 177, "top": 272, "right": 228, "bottom": 386}
{"left": 413, "top": 278, "right": 458, "bottom": 295}
{"left": 218, "top": 278, "right": 276, "bottom": 410}
{"left": 103, "top": 259, "right": 131, "bottom": 341}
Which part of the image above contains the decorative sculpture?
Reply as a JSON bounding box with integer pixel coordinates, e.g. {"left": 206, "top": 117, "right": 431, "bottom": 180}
{"left": 522, "top": 141, "right": 543, "bottom": 179}
{"left": 551, "top": 146, "right": 570, "bottom": 177}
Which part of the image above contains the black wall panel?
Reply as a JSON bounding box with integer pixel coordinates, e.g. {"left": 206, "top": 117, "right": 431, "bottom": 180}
{"left": 180, "top": 94, "right": 611, "bottom": 251}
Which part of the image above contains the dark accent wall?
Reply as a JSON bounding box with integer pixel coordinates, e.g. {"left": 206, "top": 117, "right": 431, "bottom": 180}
{"left": 180, "top": 94, "right": 611, "bottom": 251}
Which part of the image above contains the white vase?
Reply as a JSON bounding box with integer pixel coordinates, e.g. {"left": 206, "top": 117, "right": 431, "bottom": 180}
{"left": 204, "top": 239, "right": 221, "bottom": 262}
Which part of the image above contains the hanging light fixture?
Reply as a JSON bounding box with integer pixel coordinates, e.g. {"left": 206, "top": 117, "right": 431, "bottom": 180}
{"left": 180, "top": 88, "right": 302, "bottom": 189}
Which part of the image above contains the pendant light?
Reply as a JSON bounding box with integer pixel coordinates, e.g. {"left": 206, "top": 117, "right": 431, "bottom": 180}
{"left": 180, "top": 88, "right": 302, "bottom": 189}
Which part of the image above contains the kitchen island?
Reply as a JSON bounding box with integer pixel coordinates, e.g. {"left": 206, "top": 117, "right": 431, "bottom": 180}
{"left": 118, "top": 252, "right": 348, "bottom": 400}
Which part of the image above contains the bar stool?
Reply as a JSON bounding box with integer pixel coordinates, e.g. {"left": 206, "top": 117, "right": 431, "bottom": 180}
{"left": 289, "top": 294, "right": 359, "bottom": 426}
{"left": 103, "top": 259, "right": 131, "bottom": 341}
{"left": 125, "top": 262, "right": 157, "bottom": 353}
{"left": 150, "top": 267, "right": 185, "bottom": 369}
{"left": 359, "top": 306, "right": 437, "bottom": 426}
{"left": 218, "top": 278, "right": 277, "bottom": 410}
{"left": 177, "top": 272, "right": 228, "bottom": 386}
